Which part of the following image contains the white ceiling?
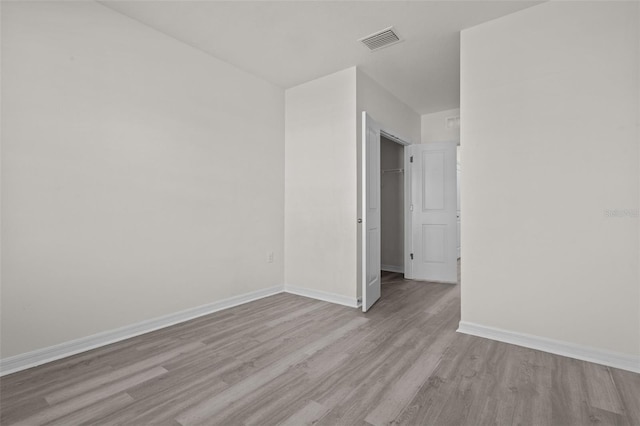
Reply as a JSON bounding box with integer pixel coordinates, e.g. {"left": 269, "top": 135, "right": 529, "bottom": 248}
{"left": 100, "top": 1, "right": 540, "bottom": 114}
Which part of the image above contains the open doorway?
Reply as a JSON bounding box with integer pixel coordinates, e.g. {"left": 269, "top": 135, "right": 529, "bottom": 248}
{"left": 362, "top": 112, "right": 458, "bottom": 312}
{"left": 361, "top": 112, "right": 412, "bottom": 312}
{"left": 380, "top": 135, "right": 405, "bottom": 282}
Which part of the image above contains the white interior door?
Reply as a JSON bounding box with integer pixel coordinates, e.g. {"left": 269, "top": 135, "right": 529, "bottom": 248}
{"left": 362, "top": 112, "right": 381, "bottom": 312}
{"left": 409, "top": 142, "right": 458, "bottom": 283}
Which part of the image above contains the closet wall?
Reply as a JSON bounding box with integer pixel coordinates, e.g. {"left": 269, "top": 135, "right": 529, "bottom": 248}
{"left": 380, "top": 136, "right": 404, "bottom": 273}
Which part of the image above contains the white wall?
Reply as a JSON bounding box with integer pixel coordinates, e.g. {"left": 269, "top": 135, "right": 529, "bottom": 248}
{"left": 285, "top": 67, "right": 419, "bottom": 302}
{"left": 421, "top": 108, "right": 460, "bottom": 144}
{"left": 380, "top": 137, "right": 404, "bottom": 271}
{"left": 357, "top": 70, "right": 421, "bottom": 146}
{"left": 284, "top": 68, "right": 358, "bottom": 301}
{"left": 461, "top": 1, "right": 639, "bottom": 358}
{"left": 1, "top": 1, "right": 285, "bottom": 358}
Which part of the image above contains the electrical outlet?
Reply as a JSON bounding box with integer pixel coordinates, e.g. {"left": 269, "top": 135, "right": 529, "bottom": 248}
{"left": 267, "top": 252, "right": 274, "bottom": 263}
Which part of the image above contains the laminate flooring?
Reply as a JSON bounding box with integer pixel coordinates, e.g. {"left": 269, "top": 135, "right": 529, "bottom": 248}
{"left": 2, "top": 266, "right": 639, "bottom": 425}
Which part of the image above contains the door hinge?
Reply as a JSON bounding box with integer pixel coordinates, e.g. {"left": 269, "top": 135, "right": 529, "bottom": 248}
{"left": 410, "top": 253, "right": 414, "bottom": 260}
{"left": 410, "top": 156, "right": 413, "bottom": 163}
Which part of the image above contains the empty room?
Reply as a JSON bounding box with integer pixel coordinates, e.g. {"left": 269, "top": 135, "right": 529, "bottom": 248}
{"left": 1, "top": 1, "right": 639, "bottom": 425}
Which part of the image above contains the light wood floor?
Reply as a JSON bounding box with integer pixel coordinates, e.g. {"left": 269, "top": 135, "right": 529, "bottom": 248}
{"left": 2, "top": 269, "right": 639, "bottom": 425}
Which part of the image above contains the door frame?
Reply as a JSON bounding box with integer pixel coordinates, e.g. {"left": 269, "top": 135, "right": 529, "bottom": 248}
{"left": 378, "top": 129, "right": 413, "bottom": 280}
{"left": 361, "top": 120, "right": 460, "bottom": 299}
{"left": 360, "top": 112, "right": 413, "bottom": 311}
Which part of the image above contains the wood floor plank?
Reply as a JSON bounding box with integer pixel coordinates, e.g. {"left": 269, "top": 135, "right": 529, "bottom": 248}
{"left": 0, "top": 395, "right": 50, "bottom": 425}
{"left": 264, "top": 303, "right": 324, "bottom": 328}
{"left": 97, "top": 380, "right": 228, "bottom": 425}
{"left": 497, "top": 346, "right": 554, "bottom": 426}
{"left": 174, "top": 317, "right": 368, "bottom": 425}
{"left": 279, "top": 400, "right": 329, "bottom": 426}
{"left": 44, "top": 341, "right": 204, "bottom": 405}
{"left": 398, "top": 335, "right": 497, "bottom": 425}
{"left": 44, "top": 392, "right": 135, "bottom": 426}
{"left": 2, "top": 265, "right": 639, "bottom": 426}
{"left": 610, "top": 367, "right": 640, "bottom": 422}
{"left": 0, "top": 364, "right": 115, "bottom": 416}
{"left": 583, "top": 362, "right": 625, "bottom": 414}
{"left": 363, "top": 344, "right": 447, "bottom": 425}
{"left": 206, "top": 371, "right": 310, "bottom": 425}
{"left": 550, "top": 356, "right": 594, "bottom": 426}
{"left": 12, "top": 367, "right": 167, "bottom": 426}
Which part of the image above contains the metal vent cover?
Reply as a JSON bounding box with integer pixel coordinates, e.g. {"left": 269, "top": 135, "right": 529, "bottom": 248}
{"left": 359, "top": 27, "right": 402, "bottom": 51}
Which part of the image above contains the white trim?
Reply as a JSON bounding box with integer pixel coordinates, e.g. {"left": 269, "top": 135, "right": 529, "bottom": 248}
{"left": 457, "top": 321, "right": 640, "bottom": 374}
{"left": 380, "top": 129, "right": 411, "bottom": 147}
{"left": 361, "top": 111, "right": 368, "bottom": 311}
{"left": 284, "top": 285, "right": 360, "bottom": 308}
{"left": 0, "top": 286, "right": 283, "bottom": 377}
{"left": 404, "top": 144, "right": 413, "bottom": 279}
{"left": 381, "top": 264, "right": 404, "bottom": 273}
{"left": 1, "top": 284, "right": 367, "bottom": 377}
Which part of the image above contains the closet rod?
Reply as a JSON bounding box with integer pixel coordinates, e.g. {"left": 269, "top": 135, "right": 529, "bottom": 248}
{"left": 381, "top": 168, "right": 404, "bottom": 174}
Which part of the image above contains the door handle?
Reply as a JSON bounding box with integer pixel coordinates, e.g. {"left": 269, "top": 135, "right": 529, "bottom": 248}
{"left": 357, "top": 218, "right": 362, "bottom": 223}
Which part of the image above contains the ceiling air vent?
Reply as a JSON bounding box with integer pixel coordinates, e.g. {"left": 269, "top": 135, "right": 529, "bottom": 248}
{"left": 359, "top": 27, "right": 402, "bottom": 51}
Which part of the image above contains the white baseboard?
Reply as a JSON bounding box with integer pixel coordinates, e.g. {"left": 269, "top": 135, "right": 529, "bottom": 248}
{"left": 0, "top": 286, "right": 284, "bottom": 377}
{"left": 381, "top": 264, "right": 404, "bottom": 273}
{"left": 284, "top": 285, "right": 360, "bottom": 308}
{"left": 457, "top": 321, "right": 640, "bottom": 374}
{"left": 1, "top": 283, "right": 365, "bottom": 377}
